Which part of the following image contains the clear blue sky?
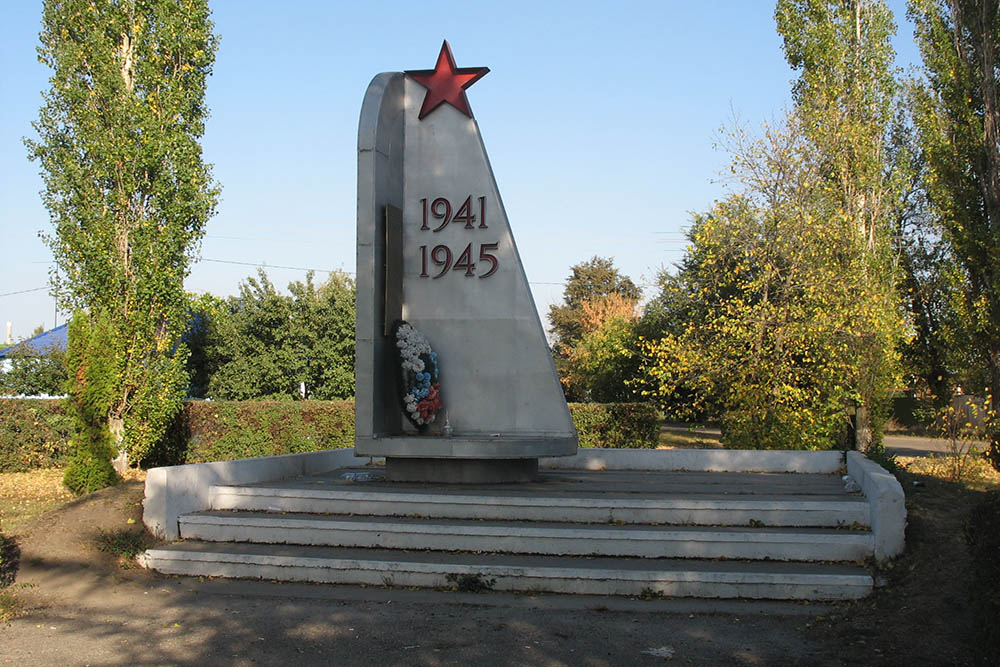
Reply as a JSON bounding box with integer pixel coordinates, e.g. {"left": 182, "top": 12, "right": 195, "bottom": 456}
{"left": 0, "top": 1, "right": 921, "bottom": 342}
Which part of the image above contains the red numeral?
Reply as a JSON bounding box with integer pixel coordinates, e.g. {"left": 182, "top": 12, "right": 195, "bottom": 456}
{"left": 478, "top": 197, "right": 487, "bottom": 228}
{"left": 453, "top": 196, "right": 476, "bottom": 228}
{"left": 479, "top": 242, "right": 499, "bottom": 278}
{"left": 418, "top": 242, "right": 500, "bottom": 279}
{"left": 454, "top": 243, "right": 476, "bottom": 276}
{"left": 420, "top": 198, "right": 429, "bottom": 230}
{"left": 430, "top": 244, "right": 452, "bottom": 278}
{"left": 431, "top": 198, "right": 451, "bottom": 232}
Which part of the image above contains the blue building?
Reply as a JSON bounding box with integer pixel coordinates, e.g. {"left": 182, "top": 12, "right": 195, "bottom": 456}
{"left": 0, "top": 324, "right": 69, "bottom": 360}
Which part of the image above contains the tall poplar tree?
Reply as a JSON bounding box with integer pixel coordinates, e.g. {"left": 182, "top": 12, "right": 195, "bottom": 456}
{"left": 775, "top": 0, "right": 905, "bottom": 449}
{"left": 640, "top": 1, "right": 905, "bottom": 450}
{"left": 27, "top": 0, "right": 219, "bottom": 475}
{"left": 909, "top": 0, "right": 1000, "bottom": 464}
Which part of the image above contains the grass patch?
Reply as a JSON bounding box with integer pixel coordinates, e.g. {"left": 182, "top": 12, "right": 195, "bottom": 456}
{"left": 445, "top": 572, "right": 496, "bottom": 592}
{"left": 657, "top": 425, "right": 723, "bottom": 449}
{"left": 0, "top": 468, "right": 74, "bottom": 534}
{"left": 897, "top": 454, "right": 1000, "bottom": 491}
{"left": 95, "top": 527, "right": 151, "bottom": 567}
{"left": 0, "top": 585, "right": 25, "bottom": 623}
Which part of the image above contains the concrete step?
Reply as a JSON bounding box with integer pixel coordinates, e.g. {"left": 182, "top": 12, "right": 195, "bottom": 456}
{"left": 138, "top": 541, "right": 872, "bottom": 600}
{"left": 210, "top": 484, "right": 870, "bottom": 528}
{"left": 179, "top": 510, "right": 873, "bottom": 562}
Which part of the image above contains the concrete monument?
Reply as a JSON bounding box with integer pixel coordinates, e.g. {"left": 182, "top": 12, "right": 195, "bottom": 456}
{"left": 355, "top": 41, "right": 577, "bottom": 482}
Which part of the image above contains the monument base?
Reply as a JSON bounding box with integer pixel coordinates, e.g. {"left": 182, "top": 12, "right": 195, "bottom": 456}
{"left": 385, "top": 457, "right": 538, "bottom": 483}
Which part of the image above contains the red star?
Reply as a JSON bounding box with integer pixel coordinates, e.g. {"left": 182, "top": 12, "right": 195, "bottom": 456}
{"left": 406, "top": 41, "right": 489, "bottom": 120}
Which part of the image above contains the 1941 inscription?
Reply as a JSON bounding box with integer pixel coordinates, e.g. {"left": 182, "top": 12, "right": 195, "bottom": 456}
{"left": 417, "top": 195, "right": 499, "bottom": 279}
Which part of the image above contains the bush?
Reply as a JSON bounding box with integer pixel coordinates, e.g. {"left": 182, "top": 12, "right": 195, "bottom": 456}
{"left": 96, "top": 528, "right": 150, "bottom": 560}
{"left": 63, "top": 447, "right": 119, "bottom": 495}
{"left": 965, "top": 490, "right": 1000, "bottom": 662}
{"left": 568, "top": 402, "right": 659, "bottom": 449}
{"left": 4, "top": 398, "right": 662, "bottom": 468}
{"left": 0, "top": 398, "right": 73, "bottom": 472}
{"left": 146, "top": 400, "right": 356, "bottom": 466}
{"left": 0, "top": 533, "right": 19, "bottom": 588}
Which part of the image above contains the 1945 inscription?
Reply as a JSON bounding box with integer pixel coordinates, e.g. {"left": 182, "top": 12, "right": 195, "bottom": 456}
{"left": 417, "top": 195, "right": 499, "bottom": 279}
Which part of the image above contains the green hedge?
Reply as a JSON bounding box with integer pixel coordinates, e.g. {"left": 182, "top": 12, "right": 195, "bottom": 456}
{"left": 1, "top": 398, "right": 659, "bottom": 470}
{"left": 0, "top": 398, "right": 73, "bottom": 472}
{"left": 146, "top": 400, "right": 355, "bottom": 467}
{"left": 568, "top": 402, "right": 659, "bottom": 449}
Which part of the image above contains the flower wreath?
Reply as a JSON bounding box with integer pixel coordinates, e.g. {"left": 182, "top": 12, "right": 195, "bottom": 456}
{"left": 392, "top": 320, "right": 443, "bottom": 429}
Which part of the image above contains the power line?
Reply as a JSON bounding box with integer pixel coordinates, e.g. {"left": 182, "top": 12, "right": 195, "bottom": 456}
{"left": 200, "top": 259, "right": 661, "bottom": 289}
{"left": 199, "top": 258, "right": 666, "bottom": 291}
{"left": 0, "top": 286, "right": 48, "bottom": 298}
{"left": 201, "top": 258, "right": 354, "bottom": 274}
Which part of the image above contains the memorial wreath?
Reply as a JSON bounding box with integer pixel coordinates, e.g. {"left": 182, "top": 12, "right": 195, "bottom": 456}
{"left": 392, "top": 320, "right": 443, "bottom": 429}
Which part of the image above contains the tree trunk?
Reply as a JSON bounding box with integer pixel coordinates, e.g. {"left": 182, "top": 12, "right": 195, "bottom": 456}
{"left": 855, "top": 404, "right": 872, "bottom": 452}
{"left": 988, "top": 353, "right": 1000, "bottom": 470}
{"left": 109, "top": 414, "right": 128, "bottom": 474}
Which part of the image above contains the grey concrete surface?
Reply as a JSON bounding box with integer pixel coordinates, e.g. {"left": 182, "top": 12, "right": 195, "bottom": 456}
{"left": 177, "top": 510, "right": 873, "bottom": 561}
{"left": 660, "top": 425, "right": 969, "bottom": 459}
{"left": 143, "top": 466, "right": 878, "bottom": 600}
{"left": 142, "top": 448, "right": 367, "bottom": 541}
{"left": 543, "top": 448, "right": 843, "bottom": 472}
{"left": 846, "top": 451, "right": 906, "bottom": 560}
{"left": 1, "top": 568, "right": 844, "bottom": 666}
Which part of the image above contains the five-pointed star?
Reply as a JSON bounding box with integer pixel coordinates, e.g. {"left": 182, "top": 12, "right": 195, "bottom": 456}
{"left": 406, "top": 41, "right": 489, "bottom": 120}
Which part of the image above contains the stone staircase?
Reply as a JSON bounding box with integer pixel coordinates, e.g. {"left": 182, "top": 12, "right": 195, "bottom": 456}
{"left": 139, "top": 466, "right": 876, "bottom": 600}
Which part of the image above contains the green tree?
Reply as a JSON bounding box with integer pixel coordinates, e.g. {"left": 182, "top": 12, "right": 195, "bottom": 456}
{"left": 889, "top": 94, "right": 958, "bottom": 413}
{"left": 640, "top": 0, "right": 910, "bottom": 450}
{"left": 562, "top": 293, "right": 641, "bottom": 402}
{"left": 641, "top": 117, "right": 869, "bottom": 449}
{"left": 0, "top": 345, "right": 68, "bottom": 397}
{"left": 909, "top": 0, "right": 1000, "bottom": 463}
{"left": 775, "top": 0, "right": 906, "bottom": 449}
{"left": 205, "top": 271, "right": 356, "bottom": 401}
{"left": 548, "top": 257, "right": 641, "bottom": 401}
{"left": 27, "top": 0, "right": 219, "bottom": 473}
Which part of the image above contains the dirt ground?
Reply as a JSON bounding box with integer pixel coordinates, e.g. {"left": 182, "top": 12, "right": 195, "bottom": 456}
{"left": 0, "top": 462, "right": 991, "bottom": 666}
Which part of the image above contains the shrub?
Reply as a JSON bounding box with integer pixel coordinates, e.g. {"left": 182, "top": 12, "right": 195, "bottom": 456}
{"left": 63, "top": 447, "right": 119, "bottom": 495}
{"left": 0, "top": 398, "right": 72, "bottom": 472}
{"left": 568, "top": 402, "right": 659, "bottom": 449}
{"left": 5, "top": 398, "right": 663, "bottom": 468}
{"left": 96, "top": 528, "right": 150, "bottom": 561}
{"left": 0, "top": 533, "right": 19, "bottom": 588}
{"left": 61, "top": 312, "right": 122, "bottom": 492}
{"left": 965, "top": 490, "right": 1000, "bottom": 663}
{"left": 146, "top": 400, "right": 356, "bottom": 466}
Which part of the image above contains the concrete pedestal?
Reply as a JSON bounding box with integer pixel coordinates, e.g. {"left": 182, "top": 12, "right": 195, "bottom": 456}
{"left": 385, "top": 457, "right": 538, "bottom": 483}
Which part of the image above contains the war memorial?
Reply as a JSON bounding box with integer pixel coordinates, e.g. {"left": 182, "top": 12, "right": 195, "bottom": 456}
{"left": 139, "top": 43, "right": 905, "bottom": 600}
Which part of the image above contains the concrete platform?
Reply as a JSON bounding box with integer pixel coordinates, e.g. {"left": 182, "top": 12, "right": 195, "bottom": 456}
{"left": 179, "top": 510, "right": 873, "bottom": 561}
{"left": 209, "top": 468, "right": 871, "bottom": 528}
{"left": 141, "top": 449, "right": 905, "bottom": 599}
{"left": 139, "top": 542, "right": 873, "bottom": 600}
